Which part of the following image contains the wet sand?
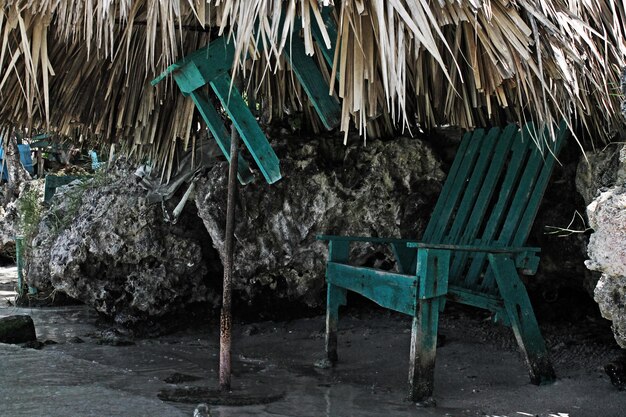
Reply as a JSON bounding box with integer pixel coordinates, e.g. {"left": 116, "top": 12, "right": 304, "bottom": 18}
{"left": 1, "top": 267, "right": 625, "bottom": 417}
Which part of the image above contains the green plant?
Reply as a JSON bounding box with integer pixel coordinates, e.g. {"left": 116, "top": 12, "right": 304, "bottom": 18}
{"left": 48, "top": 170, "right": 112, "bottom": 236}
{"left": 17, "top": 186, "right": 43, "bottom": 241}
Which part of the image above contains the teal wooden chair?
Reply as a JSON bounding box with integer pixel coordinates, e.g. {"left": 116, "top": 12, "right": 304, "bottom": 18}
{"left": 318, "top": 122, "right": 567, "bottom": 402}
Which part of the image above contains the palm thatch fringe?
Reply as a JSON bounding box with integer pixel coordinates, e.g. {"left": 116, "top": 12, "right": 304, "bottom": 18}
{"left": 0, "top": 0, "right": 623, "bottom": 175}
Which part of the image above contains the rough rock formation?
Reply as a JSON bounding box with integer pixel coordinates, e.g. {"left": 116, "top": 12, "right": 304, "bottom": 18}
{"left": 0, "top": 315, "right": 36, "bottom": 344}
{"left": 25, "top": 162, "right": 221, "bottom": 329}
{"left": 586, "top": 186, "right": 626, "bottom": 347}
{"left": 195, "top": 136, "right": 444, "bottom": 312}
{"left": 578, "top": 143, "right": 626, "bottom": 347}
{"left": 576, "top": 144, "right": 626, "bottom": 205}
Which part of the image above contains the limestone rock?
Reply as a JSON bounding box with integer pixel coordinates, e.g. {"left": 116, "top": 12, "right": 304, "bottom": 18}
{"left": 0, "top": 179, "right": 44, "bottom": 263}
{"left": 25, "top": 162, "right": 221, "bottom": 329}
{"left": 586, "top": 186, "right": 626, "bottom": 347}
{"left": 0, "top": 315, "right": 36, "bottom": 344}
{"left": 576, "top": 144, "right": 626, "bottom": 206}
{"left": 194, "top": 136, "right": 444, "bottom": 311}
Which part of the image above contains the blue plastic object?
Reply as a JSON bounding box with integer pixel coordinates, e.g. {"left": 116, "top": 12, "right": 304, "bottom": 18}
{"left": 0, "top": 144, "right": 34, "bottom": 180}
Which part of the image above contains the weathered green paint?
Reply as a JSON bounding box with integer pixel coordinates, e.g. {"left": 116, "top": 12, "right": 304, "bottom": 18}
{"left": 449, "top": 125, "right": 517, "bottom": 282}
{"left": 325, "top": 239, "right": 349, "bottom": 362}
{"left": 416, "top": 249, "right": 449, "bottom": 300}
{"left": 282, "top": 33, "right": 341, "bottom": 130}
{"left": 391, "top": 242, "right": 416, "bottom": 274}
{"left": 327, "top": 262, "right": 417, "bottom": 315}
{"left": 189, "top": 91, "right": 254, "bottom": 185}
{"left": 512, "top": 120, "right": 569, "bottom": 247}
{"left": 210, "top": 74, "right": 282, "bottom": 184}
{"left": 151, "top": 37, "right": 235, "bottom": 90}
{"left": 408, "top": 296, "right": 442, "bottom": 402}
{"left": 43, "top": 175, "right": 87, "bottom": 204}
{"left": 328, "top": 240, "right": 349, "bottom": 263}
{"left": 489, "top": 254, "right": 556, "bottom": 384}
{"left": 319, "top": 122, "right": 567, "bottom": 400}
{"left": 153, "top": 36, "right": 282, "bottom": 184}
{"left": 153, "top": 10, "right": 342, "bottom": 184}
{"left": 424, "top": 128, "right": 484, "bottom": 243}
{"left": 325, "top": 283, "right": 347, "bottom": 362}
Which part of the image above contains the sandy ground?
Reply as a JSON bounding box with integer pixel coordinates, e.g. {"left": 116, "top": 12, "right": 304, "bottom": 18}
{"left": 1, "top": 266, "right": 625, "bottom": 417}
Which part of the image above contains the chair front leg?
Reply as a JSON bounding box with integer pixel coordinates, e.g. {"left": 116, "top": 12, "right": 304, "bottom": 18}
{"left": 408, "top": 248, "right": 450, "bottom": 403}
{"left": 326, "top": 283, "right": 347, "bottom": 363}
{"left": 408, "top": 297, "right": 443, "bottom": 402}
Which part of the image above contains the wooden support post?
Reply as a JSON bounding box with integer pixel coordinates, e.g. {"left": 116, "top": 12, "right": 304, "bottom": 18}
{"left": 219, "top": 114, "right": 240, "bottom": 392}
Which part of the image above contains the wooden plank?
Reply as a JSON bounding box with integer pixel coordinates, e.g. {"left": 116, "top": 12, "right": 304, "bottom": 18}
{"left": 327, "top": 262, "right": 417, "bottom": 315}
{"left": 318, "top": 234, "right": 414, "bottom": 244}
{"left": 328, "top": 240, "right": 350, "bottom": 263}
{"left": 391, "top": 242, "right": 417, "bottom": 274}
{"left": 326, "top": 239, "right": 349, "bottom": 362}
{"left": 210, "top": 74, "right": 282, "bottom": 184}
{"left": 496, "top": 124, "right": 545, "bottom": 245}
{"left": 421, "top": 130, "right": 474, "bottom": 242}
{"left": 449, "top": 124, "right": 517, "bottom": 284}
{"left": 479, "top": 123, "right": 567, "bottom": 291}
{"left": 152, "top": 37, "right": 235, "bottom": 90}
{"left": 416, "top": 249, "right": 450, "bottom": 300}
{"left": 326, "top": 283, "right": 347, "bottom": 363}
{"left": 463, "top": 126, "right": 533, "bottom": 288}
{"left": 408, "top": 296, "right": 442, "bottom": 402}
{"left": 512, "top": 121, "right": 568, "bottom": 246}
{"left": 488, "top": 254, "right": 556, "bottom": 385}
{"left": 444, "top": 127, "right": 500, "bottom": 244}
{"left": 447, "top": 285, "right": 504, "bottom": 312}
{"left": 283, "top": 32, "right": 341, "bottom": 130}
{"left": 189, "top": 90, "right": 254, "bottom": 185}
{"left": 424, "top": 129, "right": 485, "bottom": 243}
{"left": 406, "top": 242, "right": 540, "bottom": 253}
{"left": 479, "top": 124, "right": 545, "bottom": 292}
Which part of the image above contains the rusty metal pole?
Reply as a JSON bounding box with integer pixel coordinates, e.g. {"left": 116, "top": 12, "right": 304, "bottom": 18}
{"left": 219, "top": 113, "right": 240, "bottom": 392}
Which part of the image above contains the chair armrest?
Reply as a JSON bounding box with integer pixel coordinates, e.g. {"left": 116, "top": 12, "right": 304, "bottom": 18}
{"left": 316, "top": 235, "right": 413, "bottom": 245}
{"left": 406, "top": 242, "right": 540, "bottom": 274}
{"left": 405, "top": 242, "right": 540, "bottom": 254}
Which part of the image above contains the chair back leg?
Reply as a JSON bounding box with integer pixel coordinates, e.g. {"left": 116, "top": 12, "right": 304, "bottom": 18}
{"left": 488, "top": 254, "right": 556, "bottom": 384}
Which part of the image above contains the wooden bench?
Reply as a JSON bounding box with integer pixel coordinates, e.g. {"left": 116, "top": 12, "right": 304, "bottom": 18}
{"left": 318, "top": 121, "right": 567, "bottom": 401}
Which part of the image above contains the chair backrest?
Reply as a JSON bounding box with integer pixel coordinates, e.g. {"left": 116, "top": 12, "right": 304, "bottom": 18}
{"left": 422, "top": 121, "right": 568, "bottom": 295}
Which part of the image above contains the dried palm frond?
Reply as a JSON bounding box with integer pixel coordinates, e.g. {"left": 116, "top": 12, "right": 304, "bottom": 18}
{"left": 0, "top": 0, "right": 623, "bottom": 176}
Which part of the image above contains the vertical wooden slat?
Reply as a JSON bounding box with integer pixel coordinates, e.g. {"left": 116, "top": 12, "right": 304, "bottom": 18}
{"left": 443, "top": 127, "right": 500, "bottom": 244}
{"left": 462, "top": 125, "right": 533, "bottom": 289}
{"left": 210, "top": 73, "right": 282, "bottom": 184}
{"left": 423, "top": 129, "right": 484, "bottom": 243}
{"left": 511, "top": 120, "right": 568, "bottom": 246}
{"left": 449, "top": 124, "right": 517, "bottom": 285}
{"left": 189, "top": 90, "right": 254, "bottom": 185}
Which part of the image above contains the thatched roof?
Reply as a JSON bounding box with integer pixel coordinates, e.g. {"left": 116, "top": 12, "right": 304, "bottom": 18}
{"left": 0, "top": 1, "right": 624, "bottom": 174}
